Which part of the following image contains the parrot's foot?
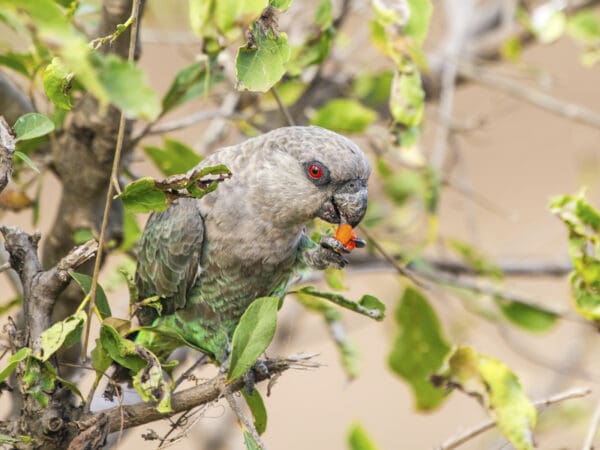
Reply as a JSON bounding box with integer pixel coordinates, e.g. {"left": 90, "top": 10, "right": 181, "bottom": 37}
{"left": 318, "top": 236, "right": 350, "bottom": 269}
{"left": 243, "top": 359, "right": 270, "bottom": 395}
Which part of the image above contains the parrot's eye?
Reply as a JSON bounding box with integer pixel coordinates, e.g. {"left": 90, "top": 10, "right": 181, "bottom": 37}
{"left": 307, "top": 164, "right": 323, "bottom": 179}
{"left": 304, "top": 160, "right": 330, "bottom": 185}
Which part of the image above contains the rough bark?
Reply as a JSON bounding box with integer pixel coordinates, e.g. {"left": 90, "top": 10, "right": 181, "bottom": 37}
{"left": 0, "top": 116, "right": 15, "bottom": 194}
{"left": 0, "top": 226, "right": 98, "bottom": 450}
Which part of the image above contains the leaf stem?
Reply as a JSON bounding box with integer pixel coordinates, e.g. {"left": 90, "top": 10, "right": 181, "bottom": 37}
{"left": 81, "top": 0, "right": 142, "bottom": 361}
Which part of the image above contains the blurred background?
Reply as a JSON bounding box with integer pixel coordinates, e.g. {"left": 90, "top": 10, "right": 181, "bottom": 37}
{"left": 3, "top": 0, "right": 600, "bottom": 448}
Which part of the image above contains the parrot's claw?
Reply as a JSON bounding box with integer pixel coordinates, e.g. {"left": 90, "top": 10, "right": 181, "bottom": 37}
{"left": 321, "top": 236, "right": 351, "bottom": 254}
{"left": 352, "top": 238, "right": 366, "bottom": 248}
{"left": 243, "top": 359, "right": 270, "bottom": 395}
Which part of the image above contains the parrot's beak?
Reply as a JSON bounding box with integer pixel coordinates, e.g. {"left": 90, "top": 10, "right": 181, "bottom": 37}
{"left": 317, "top": 179, "right": 368, "bottom": 227}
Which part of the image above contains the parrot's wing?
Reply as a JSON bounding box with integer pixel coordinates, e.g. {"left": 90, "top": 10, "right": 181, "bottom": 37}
{"left": 135, "top": 198, "right": 204, "bottom": 324}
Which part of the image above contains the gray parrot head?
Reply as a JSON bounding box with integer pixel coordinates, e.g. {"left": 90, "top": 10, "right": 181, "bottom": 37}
{"left": 247, "top": 126, "right": 371, "bottom": 228}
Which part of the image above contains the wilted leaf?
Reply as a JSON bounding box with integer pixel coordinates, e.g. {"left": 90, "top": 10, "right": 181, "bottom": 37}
{"left": 348, "top": 422, "right": 379, "bottom": 450}
{"left": 117, "top": 177, "right": 168, "bottom": 214}
{"left": 69, "top": 271, "right": 112, "bottom": 320}
{"left": 388, "top": 287, "right": 450, "bottom": 410}
{"left": 13, "top": 113, "right": 55, "bottom": 142}
{"left": 143, "top": 138, "right": 203, "bottom": 176}
{"left": 236, "top": 26, "right": 291, "bottom": 92}
{"left": 39, "top": 310, "right": 86, "bottom": 361}
{"left": 243, "top": 389, "right": 268, "bottom": 434}
{"left": 309, "top": 98, "right": 377, "bottom": 133}
{"left": 0, "top": 189, "right": 34, "bottom": 212}
{"left": 131, "top": 347, "right": 172, "bottom": 413}
{"left": 436, "top": 346, "right": 536, "bottom": 450}
{"left": 228, "top": 297, "right": 279, "bottom": 381}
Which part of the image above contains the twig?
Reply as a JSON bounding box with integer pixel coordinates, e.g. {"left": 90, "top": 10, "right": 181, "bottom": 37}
{"left": 271, "top": 87, "right": 295, "bottom": 127}
{"left": 458, "top": 61, "right": 600, "bottom": 130}
{"left": 226, "top": 392, "right": 268, "bottom": 449}
{"left": 82, "top": 0, "right": 142, "bottom": 361}
{"left": 93, "top": 354, "right": 319, "bottom": 433}
{"left": 357, "top": 225, "right": 427, "bottom": 288}
{"left": 582, "top": 395, "right": 600, "bottom": 450}
{"left": 136, "top": 110, "right": 244, "bottom": 140}
{"left": 174, "top": 355, "right": 209, "bottom": 390}
{"left": 437, "top": 386, "right": 592, "bottom": 450}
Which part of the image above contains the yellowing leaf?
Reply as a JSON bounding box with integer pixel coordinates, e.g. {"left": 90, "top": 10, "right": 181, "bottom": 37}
{"left": 437, "top": 346, "right": 537, "bottom": 450}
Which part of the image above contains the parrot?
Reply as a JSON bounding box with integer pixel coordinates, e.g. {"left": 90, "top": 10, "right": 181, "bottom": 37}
{"left": 133, "top": 126, "right": 371, "bottom": 365}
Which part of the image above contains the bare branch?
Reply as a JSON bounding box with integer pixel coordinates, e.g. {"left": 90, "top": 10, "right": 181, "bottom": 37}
{"left": 437, "top": 386, "right": 592, "bottom": 450}
{"left": 582, "top": 394, "right": 600, "bottom": 450}
{"left": 94, "top": 354, "right": 319, "bottom": 433}
{"left": 458, "top": 62, "right": 600, "bottom": 130}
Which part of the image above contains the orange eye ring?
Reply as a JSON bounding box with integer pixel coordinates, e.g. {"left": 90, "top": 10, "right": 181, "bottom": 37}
{"left": 308, "top": 164, "right": 323, "bottom": 179}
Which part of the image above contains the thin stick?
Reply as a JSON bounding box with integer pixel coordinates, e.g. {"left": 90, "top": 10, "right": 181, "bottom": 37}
{"left": 271, "top": 87, "right": 295, "bottom": 127}
{"left": 582, "top": 395, "right": 600, "bottom": 450}
{"left": 226, "top": 392, "right": 268, "bottom": 450}
{"left": 81, "top": 0, "right": 142, "bottom": 361}
{"left": 437, "top": 387, "right": 592, "bottom": 450}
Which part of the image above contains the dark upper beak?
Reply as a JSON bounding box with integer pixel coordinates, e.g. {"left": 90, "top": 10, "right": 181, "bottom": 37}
{"left": 317, "top": 180, "right": 368, "bottom": 227}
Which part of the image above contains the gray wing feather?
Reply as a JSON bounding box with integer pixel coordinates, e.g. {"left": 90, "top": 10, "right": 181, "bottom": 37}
{"left": 135, "top": 197, "right": 204, "bottom": 324}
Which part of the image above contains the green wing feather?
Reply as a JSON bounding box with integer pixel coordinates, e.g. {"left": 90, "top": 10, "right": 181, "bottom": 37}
{"left": 135, "top": 198, "right": 204, "bottom": 325}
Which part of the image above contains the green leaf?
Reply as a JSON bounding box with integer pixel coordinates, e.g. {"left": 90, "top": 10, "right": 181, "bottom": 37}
{"left": 388, "top": 287, "right": 450, "bottom": 410}
{"left": 131, "top": 347, "right": 172, "bottom": 413}
{"left": 0, "top": 347, "right": 32, "bottom": 382}
{"left": 98, "top": 55, "right": 160, "bottom": 120}
{"left": 351, "top": 70, "right": 393, "bottom": 107}
{"left": 270, "top": 0, "right": 292, "bottom": 11}
{"left": 243, "top": 389, "right": 268, "bottom": 434}
{"left": 22, "top": 358, "right": 55, "bottom": 407}
{"left": 404, "top": 0, "right": 432, "bottom": 45}
{"left": 309, "top": 98, "right": 377, "bottom": 133}
{"left": 568, "top": 11, "right": 600, "bottom": 44}
{"left": 348, "top": 422, "right": 379, "bottom": 450}
{"left": 39, "top": 310, "right": 86, "bottom": 361}
{"left": 143, "top": 138, "right": 203, "bottom": 176}
{"left": 228, "top": 297, "right": 279, "bottom": 382}
{"left": 315, "top": 0, "right": 332, "bottom": 30}
{"left": 69, "top": 271, "right": 112, "bottom": 320}
{"left": 0, "top": 52, "right": 35, "bottom": 77}
{"left": 91, "top": 338, "right": 113, "bottom": 386}
{"left": 73, "top": 228, "right": 94, "bottom": 244}
{"left": 235, "top": 26, "right": 291, "bottom": 92}
{"left": 447, "top": 238, "right": 503, "bottom": 279}
{"left": 99, "top": 324, "right": 146, "bottom": 372}
{"left": 215, "top": 0, "right": 267, "bottom": 32}
{"left": 43, "top": 58, "right": 73, "bottom": 110}
{"left": 390, "top": 67, "right": 425, "bottom": 128}
{"left": 13, "top": 113, "right": 55, "bottom": 142}
{"left": 14, "top": 151, "right": 40, "bottom": 174}
{"left": 120, "top": 211, "right": 141, "bottom": 252}
{"left": 298, "top": 287, "right": 385, "bottom": 321}
{"left": 117, "top": 177, "right": 168, "bottom": 214}
{"left": 495, "top": 298, "right": 557, "bottom": 333}
{"left": 188, "top": 0, "right": 214, "bottom": 35}
{"left": 324, "top": 267, "right": 348, "bottom": 291}
{"left": 501, "top": 36, "right": 523, "bottom": 62}
{"left": 437, "top": 346, "right": 537, "bottom": 450}
{"left": 162, "top": 60, "right": 223, "bottom": 113}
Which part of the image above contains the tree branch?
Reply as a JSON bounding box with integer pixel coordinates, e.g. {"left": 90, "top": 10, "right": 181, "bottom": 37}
{"left": 0, "top": 116, "right": 15, "bottom": 194}
{"left": 0, "top": 226, "right": 98, "bottom": 348}
{"left": 92, "top": 354, "right": 318, "bottom": 433}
